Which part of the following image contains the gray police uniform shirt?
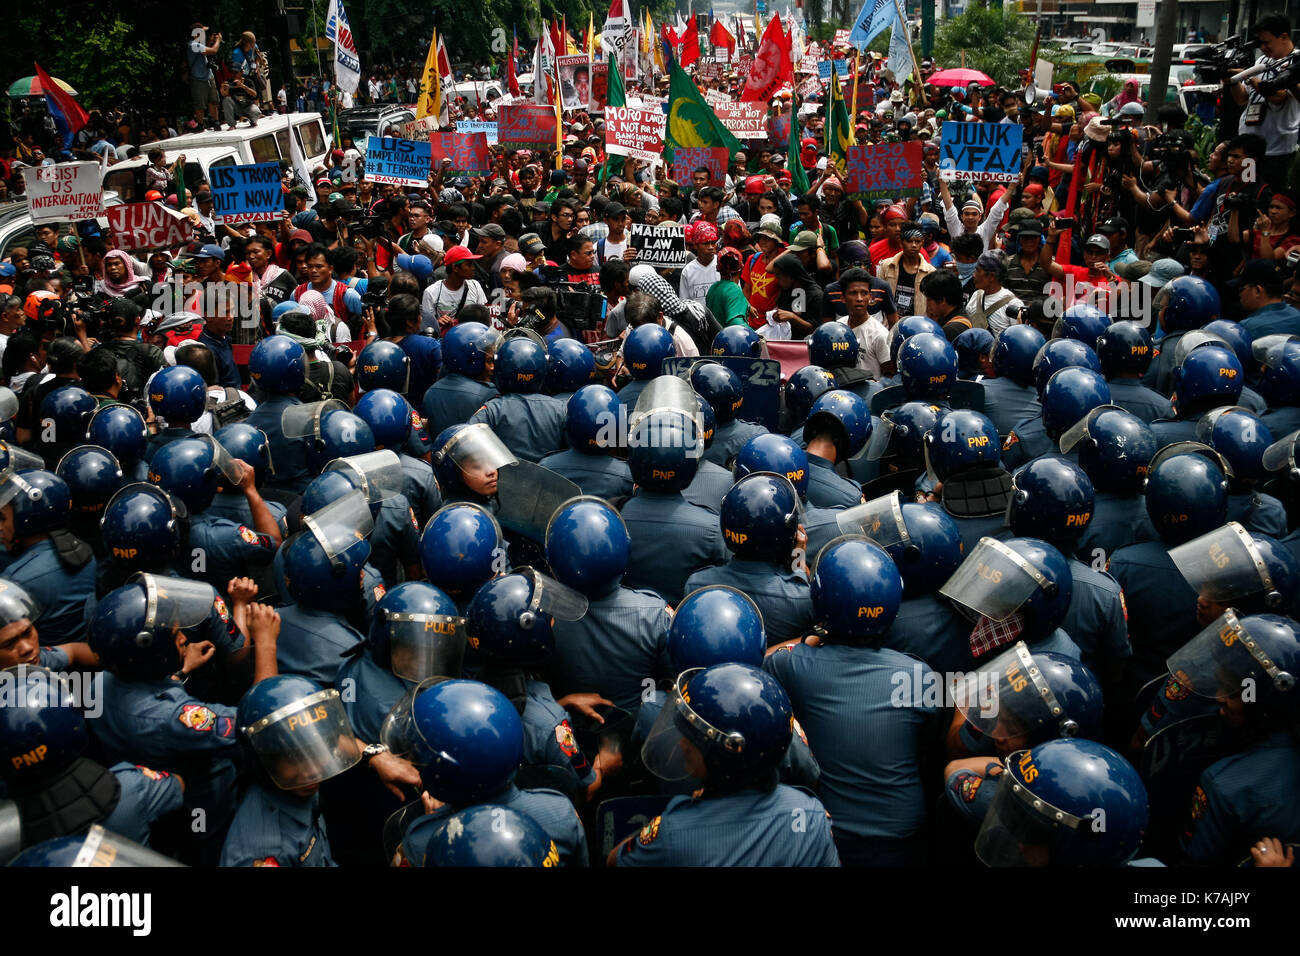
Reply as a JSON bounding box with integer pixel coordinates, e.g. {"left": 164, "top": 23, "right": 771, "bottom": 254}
{"left": 337, "top": 649, "right": 409, "bottom": 744}
{"left": 538, "top": 449, "right": 635, "bottom": 501}
{"left": 523, "top": 678, "right": 596, "bottom": 791}
{"left": 5, "top": 539, "right": 96, "bottom": 644}
{"left": 1001, "top": 416, "right": 1057, "bottom": 470}
{"left": 944, "top": 761, "right": 1003, "bottom": 828}
{"left": 615, "top": 379, "right": 650, "bottom": 409}
{"left": 205, "top": 491, "right": 289, "bottom": 536}
{"left": 981, "top": 377, "right": 1041, "bottom": 438}
{"left": 185, "top": 512, "right": 277, "bottom": 596}
{"left": 399, "top": 453, "right": 443, "bottom": 526}
{"left": 469, "top": 393, "right": 567, "bottom": 463}
{"left": 1142, "top": 331, "right": 1186, "bottom": 397}
{"left": 1075, "top": 492, "right": 1159, "bottom": 568}
{"left": 1228, "top": 491, "right": 1288, "bottom": 538}
{"left": 400, "top": 784, "right": 589, "bottom": 866}
{"left": 422, "top": 374, "right": 498, "bottom": 438}
{"left": 704, "top": 419, "right": 768, "bottom": 468}
{"left": 247, "top": 394, "right": 313, "bottom": 495}
{"left": 681, "top": 459, "right": 736, "bottom": 514}
{"left": 615, "top": 786, "right": 840, "bottom": 867}
{"left": 365, "top": 494, "right": 422, "bottom": 587}
{"left": 806, "top": 453, "right": 863, "bottom": 510}
{"left": 276, "top": 604, "right": 366, "bottom": 688}
{"left": 1106, "top": 540, "right": 1199, "bottom": 683}
{"left": 103, "top": 761, "right": 186, "bottom": 845}
{"left": 1149, "top": 417, "right": 1199, "bottom": 450}
{"left": 884, "top": 594, "right": 974, "bottom": 675}
{"left": 1107, "top": 378, "right": 1173, "bottom": 423}
{"left": 1261, "top": 405, "right": 1300, "bottom": 438}
{"left": 1062, "top": 559, "right": 1131, "bottom": 676}
{"left": 622, "top": 491, "right": 729, "bottom": 605}
{"left": 685, "top": 559, "right": 816, "bottom": 647}
{"left": 221, "top": 783, "right": 334, "bottom": 867}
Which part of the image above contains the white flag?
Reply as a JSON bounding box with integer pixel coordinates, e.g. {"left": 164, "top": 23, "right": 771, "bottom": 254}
{"left": 887, "top": 20, "right": 911, "bottom": 85}
{"left": 325, "top": 0, "right": 362, "bottom": 95}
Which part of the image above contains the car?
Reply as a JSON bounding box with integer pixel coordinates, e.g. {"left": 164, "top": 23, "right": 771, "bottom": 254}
{"left": 337, "top": 105, "right": 416, "bottom": 142}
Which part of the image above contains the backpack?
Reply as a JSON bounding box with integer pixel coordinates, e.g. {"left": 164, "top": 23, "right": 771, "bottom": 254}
{"left": 671, "top": 300, "right": 722, "bottom": 356}
{"left": 206, "top": 387, "right": 249, "bottom": 428}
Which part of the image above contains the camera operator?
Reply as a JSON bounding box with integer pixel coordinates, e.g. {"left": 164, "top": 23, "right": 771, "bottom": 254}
{"left": 1230, "top": 15, "right": 1300, "bottom": 188}
{"left": 1204, "top": 134, "right": 1272, "bottom": 278}
{"left": 507, "top": 286, "right": 568, "bottom": 343}
{"left": 14, "top": 336, "right": 83, "bottom": 455}
{"left": 100, "top": 298, "right": 165, "bottom": 402}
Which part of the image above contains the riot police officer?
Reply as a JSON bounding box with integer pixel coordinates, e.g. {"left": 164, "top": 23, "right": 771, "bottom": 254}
{"left": 469, "top": 335, "right": 567, "bottom": 463}
{"left": 982, "top": 325, "right": 1045, "bottom": 437}
{"left": 144, "top": 365, "right": 207, "bottom": 463}
{"left": 87, "top": 403, "right": 150, "bottom": 483}
{"left": 55, "top": 444, "right": 124, "bottom": 557}
{"left": 419, "top": 502, "right": 509, "bottom": 613}
{"left": 422, "top": 322, "right": 501, "bottom": 437}
{"left": 1095, "top": 321, "right": 1171, "bottom": 423}
{"left": 1067, "top": 405, "right": 1160, "bottom": 564}
{"left": 922, "top": 409, "right": 1012, "bottom": 551}
{"left": 1003, "top": 366, "right": 1110, "bottom": 469}
{"left": 690, "top": 362, "right": 767, "bottom": 467}
{"left": 801, "top": 390, "right": 870, "bottom": 509}
{"left": 354, "top": 389, "right": 442, "bottom": 524}
{"left": 1199, "top": 406, "right": 1289, "bottom": 536}
{"left": 539, "top": 386, "right": 635, "bottom": 501}
{"left": 545, "top": 337, "right": 597, "bottom": 407}
{"left": 245, "top": 335, "right": 313, "bottom": 496}
{"left": 431, "top": 423, "right": 517, "bottom": 508}
{"left": 617, "top": 323, "right": 676, "bottom": 409}
{"left": 1144, "top": 276, "right": 1221, "bottom": 396}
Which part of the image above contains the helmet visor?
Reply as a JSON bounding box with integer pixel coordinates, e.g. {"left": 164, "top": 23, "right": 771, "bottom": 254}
{"left": 640, "top": 668, "right": 742, "bottom": 782}
{"left": 385, "top": 610, "right": 467, "bottom": 683}
{"left": 1261, "top": 429, "right": 1300, "bottom": 474}
{"left": 0, "top": 470, "right": 40, "bottom": 510}
{"left": 243, "top": 688, "right": 363, "bottom": 789}
{"left": 303, "top": 489, "right": 375, "bottom": 561}
{"left": 631, "top": 375, "right": 704, "bottom": 434}
{"left": 378, "top": 676, "right": 448, "bottom": 757}
{"left": 326, "top": 450, "right": 405, "bottom": 503}
{"left": 200, "top": 434, "right": 244, "bottom": 486}
{"left": 952, "top": 641, "right": 1074, "bottom": 741}
{"left": 1165, "top": 610, "right": 1292, "bottom": 699}
{"left": 1169, "top": 522, "right": 1272, "bottom": 604}
{"left": 280, "top": 399, "right": 349, "bottom": 439}
{"left": 0, "top": 442, "right": 45, "bottom": 474}
{"left": 67, "top": 825, "right": 187, "bottom": 867}
{"left": 1252, "top": 333, "right": 1300, "bottom": 365}
{"left": 1058, "top": 404, "right": 1124, "bottom": 455}
{"left": 515, "top": 566, "right": 589, "bottom": 623}
{"left": 0, "top": 579, "right": 40, "bottom": 627}
{"left": 837, "top": 492, "right": 910, "bottom": 550}
{"left": 134, "top": 573, "right": 216, "bottom": 630}
{"left": 1173, "top": 330, "right": 1228, "bottom": 367}
{"left": 495, "top": 461, "right": 582, "bottom": 542}
{"left": 1193, "top": 406, "right": 1255, "bottom": 445}
{"left": 940, "top": 538, "right": 1046, "bottom": 623}
{"left": 501, "top": 327, "right": 548, "bottom": 351}
{"left": 437, "top": 423, "right": 517, "bottom": 480}
{"left": 863, "top": 416, "right": 897, "bottom": 461}
{"left": 974, "top": 762, "right": 1088, "bottom": 866}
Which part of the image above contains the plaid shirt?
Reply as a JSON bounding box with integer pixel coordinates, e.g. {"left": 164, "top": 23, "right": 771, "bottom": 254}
{"left": 968, "top": 611, "right": 1026, "bottom": 659}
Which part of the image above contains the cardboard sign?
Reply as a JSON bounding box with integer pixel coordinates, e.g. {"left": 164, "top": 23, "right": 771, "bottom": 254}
{"left": 394, "top": 116, "right": 440, "bottom": 142}
{"left": 498, "top": 104, "right": 560, "bottom": 148}
{"left": 23, "top": 162, "right": 103, "bottom": 224}
{"left": 670, "top": 147, "right": 729, "bottom": 187}
{"left": 704, "top": 89, "right": 732, "bottom": 107}
{"left": 938, "top": 121, "right": 1023, "bottom": 183}
{"left": 107, "top": 203, "right": 194, "bottom": 251}
{"left": 455, "top": 121, "right": 499, "bottom": 146}
{"left": 557, "top": 54, "right": 592, "bottom": 112}
{"left": 590, "top": 62, "right": 609, "bottom": 112}
{"left": 817, "top": 60, "right": 851, "bottom": 80}
{"left": 364, "top": 136, "right": 433, "bottom": 188}
{"left": 698, "top": 62, "right": 726, "bottom": 83}
{"left": 845, "top": 142, "right": 923, "bottom": 200}
{"left": 209, "top": 161, "right": 283, "bottom": 223}
{"left": 629, "top": 222, "right": 689, "bottom": 269}
{"left": 798, "top": 75, "right": 823, "bottom": 98}
{"left": 715, "top": 102, "right": 767, "bottom": 139}
{"left": 428, "top": 133, "right": 492, "bottom": 175}
{"left": 605, "top": 105, "right": 667, "bottom": 162}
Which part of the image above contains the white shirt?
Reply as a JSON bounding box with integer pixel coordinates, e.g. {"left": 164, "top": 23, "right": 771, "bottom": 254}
{"left": 967, "top": 287, "right": 1024, "bottom": 337}
{"left": 420, "top": 279, "right": 487, "bottom": 331}
{"left": 597, "top": 237, "right": 628, "bottom": 265}
{"left": 278, "top": 88, "right": 288, "bottom": 108}
{"left": 668, "top": 321, "right": 699, "bottom": 357}
{"left": 678, "top": 259, "right": 719, "bottom": 308}
{"left": 839, "top": 315, "right": 891, "bottom": 379}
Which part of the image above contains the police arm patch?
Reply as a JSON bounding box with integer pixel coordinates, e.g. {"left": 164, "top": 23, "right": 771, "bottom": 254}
{"left": 637, "top": 815, "right": 662, "bottom": 846}
{"left": 555, "top": 720, "right": 580, "bottom": 757}
{"left": 251, "top": 857, "right": 280, "bottom": 867}
{"left": 136, "top": 766, "right": 170, "bottom": 781}
{"left": 178, "top": 704, "right": 217, "bottom": 732}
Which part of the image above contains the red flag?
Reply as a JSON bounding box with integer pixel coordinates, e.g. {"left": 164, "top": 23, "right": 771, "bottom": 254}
{"left": 35, "top": 61, "right": 88, "bottom": 142}
{"left": 740, "top": 16, "right": 791, "bottom": 102}
{"left": 710, "top": 18, "right": 736, "bottom": 51}
{"left": 661, "top": 22, "right": 679, "bottom": 48}
{"left": 680, "top": 14, "right": 700, "bottom": 67}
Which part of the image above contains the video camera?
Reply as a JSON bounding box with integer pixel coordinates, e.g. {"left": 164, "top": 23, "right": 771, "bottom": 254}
{"left": 551, "top": 282, "right": 605, "bottom": 333}
{"left": 1193, "top": 34, "right": 1258, "bottom": 83}
{"left": 32, "top": 279, "right": 113, "bottom": 339}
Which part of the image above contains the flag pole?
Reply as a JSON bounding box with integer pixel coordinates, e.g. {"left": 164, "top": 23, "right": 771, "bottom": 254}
{"left": 892, "top": 0, "right": 923, "bottom": 109}
{"left": 554, "top": 24, "right": 565, "bottom": 172}
{"left": 850, "top": 49, "right": 861, "bottom": 124}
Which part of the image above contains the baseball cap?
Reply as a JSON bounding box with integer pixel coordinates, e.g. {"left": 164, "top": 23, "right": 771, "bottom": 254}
{"left": 195, "top": 243, "right": 226, "bottom": 260}
{"left": 1083, "top": 233, "right": 1110, "bottom": 251}
{"left": 289, "top": 229, "right": 314, "bottom": 246}
{"left": 1228, "top": 258, "right": 1284, "bottom": 288}
{"left": 603, "top": 201, "right": 628, "bottom": 220}
{"left": 532, "top": 201, "right": 552, "bottom": 216}
{"left": 443, "top": 246, "right": 483, "bottom": 267}
{"left": 518, "top": 233, "right": 547, "bottom": 258}
{"left": 472, "top": 223, "right": 507, "bottom": 240}
{"left": 788, "top": 230, "right": 819, "bottom": 252}
{"left": 1098, "top": 216, "right": 1129, "bottom": 234}
{"left": 1139, "top": 258, "right": 1186, "bottom": 288}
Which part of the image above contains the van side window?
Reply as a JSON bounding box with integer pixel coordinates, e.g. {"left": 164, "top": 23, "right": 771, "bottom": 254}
{"left": 250, "top": 134, "right": 280, "bottom": 164}
{"left": 274, "top": 128, "right": 291, "bottom": 160}
{"left": 296, "top": 122, "right": 326, "bottom": 161}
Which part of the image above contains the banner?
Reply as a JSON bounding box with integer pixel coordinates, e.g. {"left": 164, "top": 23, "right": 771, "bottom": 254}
{"left": 209, "top": 162, "right": 284, "bottom": 223}
{"left": 605, "top": 105, "right": 667, "bottom": 162}
{"left": 456, "top": 121, "right": 499, "bottom": 146}
{"left": 22, "top": 162, "right": 103, "bottom": 224}
{"left": 325, "top": 0, "right": 362, "bottom": 94}
{"left": 629, "top": 222, "right": 689, "bottom": 268}
{"left": 498, "top": 104, "right": 560, "bottom": 148}
{"left": 715, "top": 102, "right": 767, "bottom": 139}
{"left": 428, "top": 133, "right": 492, "bottom": 175}
{"left": 364, "top": 136, "right": 434, "bottom": 188}
{"left": 107, "top": 203, "right": 194, "bottom": 251}
{"left": 557, "top": 54, "right": 592, "bottom": 111}
{"left": 670, "top": 147, "right": 729, "bottom": 186}
{"left": 698, "top": 62, "right": 726, "bottom": 83}
{"left": 845, "top": 142, "right": 923, "bottom": 200}
{"left": 817, "top": 60, "right": 851, "bottom": 80}
{"left": 938, "top": 121, "right": 1023, "bottom": 183}
{"left": 590, "top": 61, "right": 609, "bottom": 111}
{"left": 767, "top": 110, "right": 791, "bottom": 145}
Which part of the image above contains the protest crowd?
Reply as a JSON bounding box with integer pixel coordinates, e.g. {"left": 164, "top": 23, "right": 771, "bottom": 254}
{"left": 3, "top": 0, "right": 1300, "bottom": 871}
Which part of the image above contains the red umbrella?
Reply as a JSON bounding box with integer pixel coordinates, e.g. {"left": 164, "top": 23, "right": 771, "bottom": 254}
{"left": 925, "top": 68, "right": 995, "bottom": 88}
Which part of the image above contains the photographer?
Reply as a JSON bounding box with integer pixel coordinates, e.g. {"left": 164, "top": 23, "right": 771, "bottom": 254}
{"left": 1229, "top": 15, "right": 1300, "bottom": 188}
{"left": 187, "top": 23, "right": 222, "bottom": 130}
{"left": 100, "top": 298, "right": 165, "bottom": 402}
{"left": 1206, "top": 134, "right": 1273, "bottom": 276}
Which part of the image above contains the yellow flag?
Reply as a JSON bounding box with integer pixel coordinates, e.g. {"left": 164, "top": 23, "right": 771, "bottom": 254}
{"left": 416, "top": 27, "right": 439, "bottom": 120}
{"left": 588, "top": 12, "right": 596, "bottom": 58}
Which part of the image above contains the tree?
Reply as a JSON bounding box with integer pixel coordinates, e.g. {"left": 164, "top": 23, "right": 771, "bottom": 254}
{"left": 932, "top": 1, "right": 1036, "bottom": 87}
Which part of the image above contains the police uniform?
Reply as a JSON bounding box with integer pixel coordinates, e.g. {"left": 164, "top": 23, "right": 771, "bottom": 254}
{"left": 246, "top": 394, "right": 312, "bottom": 495}
{"left": 468, "top": 394, "right": 567, "bottom": 463}
{"left": 621, "top": 491, "right": 729, "bottom": 604}
{"left": 704, "top": 419, "right": 768, "bottom": 468}
{"left": 1227, "top": 490, "right": 1288, "bottom": 537}
{"left": 1074, "top": 492, "right": 1159, "bottom": 567}
{"left": 615, "top": 785, "right": 840, "bottom": 866}
{"left": 185, "top": 512, "right": 277, "bottom": 596}
{"left": 1138, "top": 674, "right": 1221, "bottom": 738}
{"left": 337, "top": 648, "right": 408, "bottom": 744}
{"left": 1142, "top": 331, "right": 1187, "bottom": 396}
{"left": 550, "top": 585, "right": 674, "bottom": 713}
{"left": 398, "top": 453, "right": 443, "bottom": 527}
{"left": 1149, "top": 417, "right": 1200, "bottom": 449}
{"left": 803, "top": 502, "right": 849, "bottom": 561}
{"left": 615, "top": 379, "right": 650, "bottom": 410}
{"left": 981, "top": 378, "right": 1041, "bottom": 438}
{"left": 37, "top": 645, "right": 69, "bottom": 669}
{"left": 422, "top": 375, "right": 498, "bottom": 438}
{"left": 1107, "top": 378, "right": 1173, "bottom": 424}
{"left": 205, "top": 490, "right": 290, "bottom": 537}
{"left": 143, "top": 426, "right": 195, "bottom": 465}
{"left": 944, "top": 761, "right": 1003, "bottom": 828}
{"left": 1239, "top": 385, "right": 1268, "bottom": 416}
{"left": 1261, "top": 405, "right": 1300, "bottom": 438}
{"left": 806, "top": 453, "right": 863, "bottom": 510}
{"left": 1001, "top": 417, "right": 1057, "bottom": 470}
{"left": 763, "top": 642, "right": 940, "bottom": 865}
{"left": 220, "top": 782, "right": 334, "bottom": 867}
{"left": 961, "top": 627, "right": 1081, "bottom": 673}
{"left": 522, "top": 678, "right": 596, "bottom": 792}
{"left": 681, "top": 460, "right": 736, "bottom": 514}
{"left": 684, "top": 560, "right": 816, "bottom": 646}
{"left": 5, "top": 540, "right": 96, "bottom": 644}
{"left": 1106, "top": 541, "right": 1199, "bottom": 684}
{"left": 365, "top": 496, "right": 422, "bottom": 588}
{"left": 538, "top": 448, "right": 635, "bottom": 501}
{"left": 275, "top": 604, "right": 366, "bottom": 688}
{"left": 1062, "top": 559, "right": 1131, "bottom": 678}
{"left": 101, "top": 762, "right": 186, "bottom": 845}
{"left": 883, "top": 594, "right": 974, "bottom": 674}
{"left": 947, "top": 511, "right": 1011, "bottom": 555}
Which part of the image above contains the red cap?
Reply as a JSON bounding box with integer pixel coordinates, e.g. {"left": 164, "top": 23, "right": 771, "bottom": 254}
{"left": 883, "top": 204, "right": 907, "bottom": 222}
{"left": 443, "top": 245, "right": 483, "bottom": 266}
{"left": 744, "top": 175, "right": 766, "bottom": 196}
{"left": 289, "top": 229, "right": 314, "bottom": 244}
{"left": 1024, "top": 183, "right": 1046, "bottom": 197}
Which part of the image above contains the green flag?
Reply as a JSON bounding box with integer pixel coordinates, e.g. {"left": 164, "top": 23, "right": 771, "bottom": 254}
{"left": 665, "top": 62, "right": 743, "bottom": 156}
{"left": 826, "top": 68, "right": 854, "bottom": 178}
{"left": 601, "top": 53, "right": 627, "bottom": 185}
{"left": 789, "top": 96, "right": 810, "bottom": 197}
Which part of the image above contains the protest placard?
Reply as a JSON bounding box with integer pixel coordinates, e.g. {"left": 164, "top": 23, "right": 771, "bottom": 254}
{"left": 938, "top": 121, "right": 1023, "bottom": 183}
{"left": 428, "top": 133, "right": 492, "bottom": 175}
{"left": 498, "top": 105, "right": 560, "bottom": 148}
{"left": 23, "top": 162, "right": 103, "bottom": 224}
{"left": 670, "top": 147, "right": 729, "bottom": 187}
{"left": 704, "top": 89, "right": 731, "bottom": 107}
{"left": 698, "top": 62, "right": 725, "bottom": 83}
{"left": 715, "top": 102, "right": 767, "bottom": 139}
{"left": 817, "top": 60, "right": 851, "bottom": 80}
{"left": 629, "top": 223, "right": 689, "bottom": 269}
{"left": 557, "top": 54, "right": 592, "bottom": 112}
{"left": 605, "top": 105, "right": 667, "bottom": 162}
{"left": 590, "top": 62, "right": 609, "bottom": 111}
{"left": 844, "top": 142, "right": 923, "bottom": 201}
{"left": 798, "top": 76, "right": 823, "bottom": 98}
{"left": 108, "top": 203, "right": 194, "bottom": 251}
{"left": 767, "top": 110, "right": 791, "bottom": 145}
{"left": 209, "top": 161, "right": 283, "bottom": 223}
{"left": 455, "top": 121, "right": 499, "bottom": 146}
{"left": 395, "top": 116, "right": 439, "bottom": 142}
{"left": 364, "top": 136, "right": 433, "bottom": 188}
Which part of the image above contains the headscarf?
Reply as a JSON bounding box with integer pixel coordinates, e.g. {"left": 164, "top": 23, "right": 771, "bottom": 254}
{"left": 1115, "top": 80, "right": 1142, "bottom": 108}
{"left": 294, "top": 290, "right": 336, "bottom": 345}
{"left": 101, "top": 250, "right": 144, "bottom": 297}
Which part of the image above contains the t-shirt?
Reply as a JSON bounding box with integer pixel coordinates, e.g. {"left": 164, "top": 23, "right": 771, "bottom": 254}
{"left": 188, "top": 38, "right": 212, "bottom": 81}
{"left": 839, "top": 315, "right": 892, "bottom": 379}
{"left": 1239, "top": 54, "right": 1300, "bottom": 157}
{"left": 679, "top": 258, "right": 720, "bottom": 307}
{"left": 419, "top": 279, "right": 487, "bottom": 332}
{"left": 743, "top": 252, "right": 780, "bottom": 324}
{"left": 706, "top": 281, "right": 751, "bottom": 327}
{"left": 596, "top": 237, "right": 628, "bottom": 265}
{"left": 894, "top": 265, "right": 918, "bottom": 316}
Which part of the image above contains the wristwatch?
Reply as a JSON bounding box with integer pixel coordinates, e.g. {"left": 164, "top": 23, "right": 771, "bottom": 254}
{"left": 361, "top": 743, "right": 389, "bottom": 764}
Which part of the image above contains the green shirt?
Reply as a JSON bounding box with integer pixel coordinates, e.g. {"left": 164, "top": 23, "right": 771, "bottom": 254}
{"left": 706, "top": 280, "right": 750, "bottom": 327}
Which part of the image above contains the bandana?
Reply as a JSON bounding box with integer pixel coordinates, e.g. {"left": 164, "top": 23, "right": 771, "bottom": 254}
{"left": 968, "top": 611, "right": 1026, "bottom": 658}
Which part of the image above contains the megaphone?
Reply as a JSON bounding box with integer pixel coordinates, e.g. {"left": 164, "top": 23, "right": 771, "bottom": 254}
{"left": 1025, "top": 82, "right": 1038, "bottom": 105}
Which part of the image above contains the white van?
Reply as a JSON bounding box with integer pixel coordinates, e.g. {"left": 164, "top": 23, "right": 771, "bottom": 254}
{"left": 103, "top": 112, "right": 331, "bottom": 203}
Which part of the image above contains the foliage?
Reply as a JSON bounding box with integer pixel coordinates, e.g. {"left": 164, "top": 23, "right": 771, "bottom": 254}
{"left": 932, "top": 1, "right": 1036, "bottom": 87}
{"left": 13, "top": 8, "right": 163, "bottom": 110}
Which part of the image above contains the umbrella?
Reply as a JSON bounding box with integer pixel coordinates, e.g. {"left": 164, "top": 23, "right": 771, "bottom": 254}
{"left": 7, "top": 75, "right": 78, "bottom": 98}
{"left": 926, "top": 68, "right": 994, "bottom": 88}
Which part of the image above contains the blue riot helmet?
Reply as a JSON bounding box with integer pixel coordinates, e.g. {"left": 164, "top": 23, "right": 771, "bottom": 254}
{"left": 690, "top": 362, "right": 744, "bottom": 424}
{"left": 898, "top": 332, "right": 958, "bottom": 400}
{"left": 1166, "top": 612, "right": 1300, "bottom": 720}
{"left": 1007, "top": 457, "right": 1094, "bottom": 545}
{"left": 1041, "top": 367, "right": 1111, "bottom": 442}
{"left": 354, "top": 389, "right": 413, "bottom": 448}
{"left": 953, "top": 642, "right": 1105, "bottom": 752}
{"left": 1033, "top": 338, "right": 1102, "bottom": 397}
{"left": 9, "top": 825, "right": 184, "bottom": 868}
{"left": 667, "top": 586, "right": 766, "bottom": 671}
{"left": 215, "top": 423, "right": 273, "bottom": 484}
{"left": 283, "top": 489, "right": 374, "bottom": 610}
{"left": 237, "top": 675, "right": 362, "bottom": 790}
{"left": 835, "top": 492, "right": 964, "bottom": 597}
{"left": 422, "top": 804, "right": 557, "bottom": 867}
{"left": 1203, "top": 319, "right": 1254, "bottom": 372}
{"left": 734, "top": 434, "right": 810, "bottom": 498}
{"left": 249, "top": 335, "right": 308, "bottom": 394}
{"left": 785, "top": 366, "right": 838, "bottom": 423}
{"left": 0, "top": 470, "right": 72, "bottom": 536}
{"left": 627, "top": 410, "right": 702, "bottom": 492}
{"left": 889, "top": 315, "right": 945, "bottom": 363}
{"left": 305, "top": 409, "right": 376, "bottom": 473}
{"left": 370, "top": 582, "right": 466, "bottom": 682}
{"left": 564, "top": 385, "right": 622, "bottom": 455}
{"left": 804, "top": 390, "right": 872, "bottom": 461}
{"left": 1056, "top": 303, "right": 1111, "bottom": 350}
{"left": 1170, "top": 521, "right": 1299, "bottom": 618}
{"left": 866, "top": 401, "right": 941, "bottom": 467}
{"left": 465, "top": 568, "right": 589, "bottom": 667}
{"left": 443, "top": 322, "right": 503, "bottom": 378}
{"left": 720, "top": 472, "right": 803, "bottom": 562}
{"left": 810, "top": 536, "right": 904, "bottom": 640}
{"left": 0, "top": 664, "right": 87, "bottom": 784}
{"left": 545, "top": 338, "right": 596, "bottom": 394}
{"left": 302, "top": 469, "right": 363, "bottom": 517}
{"left": 545, "top": 495, "right": 630, "bottom": 597}
{"left": 494, "top": 336, "right": 549, "bottom": 395}
{"left": 89, "top": 573, "right": 219, "bottom": 679}
{"left": 696, "top": 396, "right": 717, "bottom": 448}
{"left": 431, "top": 424, "right": 517, "bottom": 498}
{"left": 974, "top": 739, "right": 1148, "bottom": 866}
{"left": 148, "top": 435, "right": 240, "bottom": 513}
{"left": 1144, "top": 443, "right": 1230, "bottom": 544}
{"left": 1171, "top": 345, "right": 1243, "bottom": 416}
{"left": 39, "top": 386, "right": 97, "bottom": 447}
{"left": 641, "top": 662, "right": 792, "bottom": 784}
{"left": 923, "top": 409, "right": 1000, "bottom": 481}
{"left": 55, "top": 446, "right": 124, "bottom": 518}
{"left": 86, "top": 404, "right": 148, "bottom": 465}
{"left": 712, "top": 324, "right": 763, "bottom": 359}
{"left": 1066, "top": 406, "right": 1156, "bottom": 495}
{"left": 1160, "top": 275, "right": 1220, "bottom": 333}
{"left": 146, "top": 365, "right": 206, "bottom": 425}
{"left": 941, "top": 537, "right": 1073, "bottom": 644}
{"left": 1197, "top": 407, "right": 1272, "bottom": 481}
{"left": 100, "top": 483, "right": 186, "bottom": 562}
{"left": 808, "top": 322, "right": 861, "bottom": 370}
{"left": 420, "top": 502, "right": 506, "bottom": 601}
{"left": 1257, "top": 340, "right": 1300, "bottom": 406}
{"left": 954, "top": 328, "right": 994, "bottom": 378}
{"left": 623, "top": 323, "right": 676, "bottom": 380}
{"left": 992, "top": 325, "right": 1047, "bottom": 386}
{"left": 357, "top": 339, "right": 411, "bottom": 393}
{"left": 1094, "top": 321, "right": 1154, "bottom": 378}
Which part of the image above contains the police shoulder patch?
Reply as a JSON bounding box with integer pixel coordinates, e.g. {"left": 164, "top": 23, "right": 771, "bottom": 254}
{"left": 410, "top": 507, "right": 419, "bottom": 531}
{"left": 373, "top": 584, "right": 387, "bottom": 602}
{"left": 638, "top": 815, "right": 662, "bottom": 846}
{"left": 1002, "top": 432, "right": 1019, "bottom": 451}
{"left": 251, "top": 857, "right": 280, "bottom": 867}
{"left": 1189, "top": 784, "right": 1208, "bottom": 821}
{"left": 136, "top": 766, "right": 170, "bottom": 781}
{"left": 958, "top": 773, "right": 982, "bottom": 803}
{"left": 1164, "top": 676, "right": 1192, "bottom": 702}
{"left": 178, "top": 704, "right": 216, "bottom": 732}
{"left": 238, "top": 525, "right": 261, "bottom": 545}
{"left": 213, "top": 595, "right": 229, "bottom": 621}
{"left": 555, "top": 720, "right": 580, "bottom": 757}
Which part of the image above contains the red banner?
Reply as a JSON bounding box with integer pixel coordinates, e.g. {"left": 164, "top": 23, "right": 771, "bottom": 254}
{"left": 498, "top": 104, "right": 560, "bottom": 148}
{"left": 108, "top": 203, "right": 194, "bottom": 251}
{"left": 428, "top": 132, "right": 492, "bottom": 175}
{"left": 670, "top": 147, "right": 729, "bottom": 187}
